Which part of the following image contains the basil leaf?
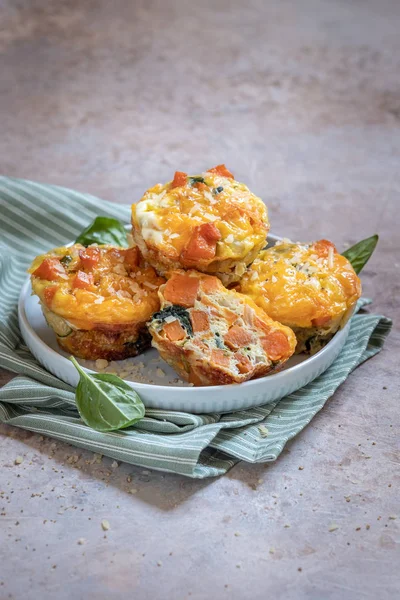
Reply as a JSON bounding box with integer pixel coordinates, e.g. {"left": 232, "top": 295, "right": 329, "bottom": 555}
{"left": 342, "top": 234, "right": 378, "bottom": 274}
{"left": 75, "top": 216, "right": 129, "bottom": 248}
{"left": 70, "top": 357, "right": 145, "bottom": 432}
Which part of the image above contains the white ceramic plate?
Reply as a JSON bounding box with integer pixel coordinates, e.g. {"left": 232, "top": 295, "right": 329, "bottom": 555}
{"left": 18, "top": 235, "right": 350, "bottom": 414}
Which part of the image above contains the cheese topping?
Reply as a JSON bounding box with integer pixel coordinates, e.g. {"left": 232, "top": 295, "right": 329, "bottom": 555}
{"left": 29, "top": 244, "right": 165, "bottom": 330}
{"left": 238, "top": 239, "right": 362, "bottom": 329}
{"left": 131, "top": 167, "right": 269, "bottom": 281}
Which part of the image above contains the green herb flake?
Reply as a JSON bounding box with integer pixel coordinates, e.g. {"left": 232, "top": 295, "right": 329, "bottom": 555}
{"left": 60, "top": 255, "right": 73, "bottom": 267}
{"left": 70, "top": 357, "right": 145, "bottom": 432}
{"left": 75, "top": 216, "right": 129, "bottom": 248}
{"left": 189, "top": 176, "right": 205, "bottom": 186}
{"left": 342, "top": 234, "right": 378, "bottom": 274}
{"left": 213, "top": 186, "right": 224, "bottom": 194}
{"left": 215, "top": 334, "right": 225, "bottom": 349}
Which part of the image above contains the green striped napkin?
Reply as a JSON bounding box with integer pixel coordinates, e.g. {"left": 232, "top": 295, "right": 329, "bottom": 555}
{"left": 0, "top": 176, "right": 392, "bottom": 478}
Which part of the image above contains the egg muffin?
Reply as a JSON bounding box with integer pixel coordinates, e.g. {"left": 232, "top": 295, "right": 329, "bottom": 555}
{"left": 148, "top": 270, "right": 296, "bottom": 386}
{"left": 29, "top": 244, "right": 165, "bottom": 360}
{"left": 131, "top": 165, "right": 269, "bottom": 285}
{"left": 238, "top": 239, "right": 362, "bottom": 354}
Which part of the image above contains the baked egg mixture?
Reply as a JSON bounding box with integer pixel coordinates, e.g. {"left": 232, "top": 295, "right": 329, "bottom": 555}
{"left": 238, "top": 239, "right": 361, "bottom": 353}
{"left": 131, "top": 164, "right": 269, "bottom": 285}
{"left": 149, "top": 270, "right": 296, "bottom": 386}
{"left": 29, "top": 244, "right": 165, "bottom": 360}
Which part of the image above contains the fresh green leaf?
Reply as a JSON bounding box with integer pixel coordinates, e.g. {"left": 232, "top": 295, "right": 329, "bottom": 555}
{"left": 75, "top": 216, "right": 129, "bottom": 248}
{"left": 342, "top": 234, "right": 378, "bottom": 274}
{"left": 152, "top": 305, "right": 193, "bottom": 336}
{"left": 213, "top": 186, "right": 224, "bottom": 194}
{"left": 70, "top": 357, "right": 145, "bottom": 432}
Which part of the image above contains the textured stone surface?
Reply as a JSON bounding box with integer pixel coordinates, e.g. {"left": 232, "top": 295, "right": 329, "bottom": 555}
{"left": 0, "top": 1, "right": 399, "bottom": 599}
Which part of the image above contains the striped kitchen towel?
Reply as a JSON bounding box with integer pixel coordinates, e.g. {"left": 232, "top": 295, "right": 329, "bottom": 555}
{"left": 0, "top": 176, "right": 392, "bottom": 478}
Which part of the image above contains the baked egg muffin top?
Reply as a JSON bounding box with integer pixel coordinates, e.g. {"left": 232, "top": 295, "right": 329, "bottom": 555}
{"left": 131, "top": 165, "right": 269, "bottom": 275}
{"left": 238, "top": 239, "right": 362, "bottom": 329}
{"left": 29, "top": 244, "right": 165, "bottom": 330}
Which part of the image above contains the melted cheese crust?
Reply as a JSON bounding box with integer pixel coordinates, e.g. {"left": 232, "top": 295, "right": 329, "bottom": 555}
{"left": 238, "top": 239, "right": 362, "bottom": 330}
{"left": 29, "top": 244, "right": 165, "bottom": 330}
{"left": 131, "top": 169, "right": 269, "bottom": 283}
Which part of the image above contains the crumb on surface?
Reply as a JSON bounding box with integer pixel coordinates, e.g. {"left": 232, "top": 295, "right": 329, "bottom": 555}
{"left": 101, "top": 519, "right": 110, "bottom": 531}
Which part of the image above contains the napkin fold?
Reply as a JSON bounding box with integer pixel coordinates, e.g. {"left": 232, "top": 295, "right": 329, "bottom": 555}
{"left": 0, "top": 176, "right": 392, "bottom": 478}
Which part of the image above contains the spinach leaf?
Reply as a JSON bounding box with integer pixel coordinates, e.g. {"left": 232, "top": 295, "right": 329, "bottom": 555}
{"left": 213, "top": 186, "right": 224, "bottom": 194}
{"left": 70, "top": 357, "right": 145, "bottom": 432}
{"left": 152, "top": 305, "right": 193, "bottom": 336}
{"left": 342, "top": 234, "right": 378, "bottom": 274}
{"left": 214, "top": 332, "right": 225, "bottom": 349}
{"left": 189, "top": 176, "right": 205, "bottom": 186}
{"left": 60, "top": 254, "right": 73, "bottom": 267}
{"left": 75, "top": 216, "right": 129, "bottom": 248}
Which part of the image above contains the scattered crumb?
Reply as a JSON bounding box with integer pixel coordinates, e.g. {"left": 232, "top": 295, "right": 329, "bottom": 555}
{"left": 128, "top": 489, "right": 138, "bottom": 495}
{"left": 258, "top": 425, "right": 269, "bottom": 438}
{"left": 298, "top": 466, "right": 304, "bottom": 470}
{"left": 101, "top": 520, "right": 110, "bottom": 531}
{"left": 344, "top": 496, "right": 351, "bottom": 503}
{"left": 355, "top": 527, "right": 361, "bottom": 531}
{"left": 15, "top": 456, "right": 23, "bottom": 465}
{"left": 111, "top": 461, "right": 119, "bottom": 469}
{"left": 328, "top": 524, "right": 339, "bottom": 532}
{"left": 95, "top": 359, "right": 109, "bottom": 370}
{"left": 284, "top": 524, "right": 291, "bottom": 528}
{"left": 66, "top": 455, "right": 79, "bottom": 465}
{"left": 234, "top": 532, "right": 240, "bottom": 537}
{"left": 157, "top": 561, "right": 163, "bottom": 567}
{"left": 269, "top": 547, "right": 275, "bottom": 554}
{"left": 298, "top": 567, "right": 302, "bottom": 572}
{"left": 156, "top": 368, "right": 165, "bottom": 377}
{"left": 77, "top": 538, "right": 86, "bottom": 545}
{"left": 366, "top": 524, "right": 370, "bottom": 530}
{"left": 389, "top": 515, "right": 397, "bottom": 520}
{"left": 258, "top": 479, "right": 263, "bottom": 484}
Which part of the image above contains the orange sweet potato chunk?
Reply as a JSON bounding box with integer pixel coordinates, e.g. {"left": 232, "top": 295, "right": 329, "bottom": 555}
{"left": 163, "top": 274, "right": 199, "bottom": 308}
